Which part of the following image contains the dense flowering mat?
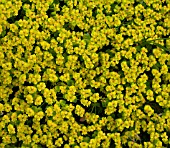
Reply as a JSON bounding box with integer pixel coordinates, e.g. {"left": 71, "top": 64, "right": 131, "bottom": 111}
{"left": 0, "top": 0, "right": 170, "bottom": 147}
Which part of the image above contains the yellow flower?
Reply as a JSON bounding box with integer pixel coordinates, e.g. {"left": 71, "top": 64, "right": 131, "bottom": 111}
{"left": 144, "top": 105, "right": 154, "bottom": 116}
{"left": 156, "top": 95, "right": 164, "bottom": 103}
{"left": 161, "top": 132, "right": 168, "bottom": 144}
{"left": 19, "top": 74, "right": 27, "bottom": 84}
{"left": 2, "top": 135, "right": 11, "bottom": 144}
{"left": 80, "top": 142, "right": 89, "bottom": 148}
{"left": 80, "top": 99, "right": 91, "bottom": 107}
{"left": 55, "top": 137, "right": 63, "bottom": 147}
{"left": 45, "top": 97, "right": 53, "bottom": 105}
{"left": 4, "top": 103, "right": 12, "bottom": 112}
{"left": 151, "top": 69, "right": 160, "bottom": 77}
{"left": 26, "top": 107, "right": 35, "bottom": 117}
{"left": 18, "top": 114, "right": 28, "bottom": 123}
{"left": 32, "top": 134, "right": 40, "bottom": 143}
{"left": 146, "top": 90, "right": 154, "bottom": 101}
{"left": 37, "top": 82, "right": 46, "bottom": 92}
{"left": 90, "top": 93, "right": 100, "bottom": 103}
{"left": 160, "top": 65, "right": 168, "bottom": 74}
{"left": 10, "top": 112, "right": 17, "bottom": 123}
{"left": 7, "top": 124, "right": 15, "bottom": 134}
{"left": 0, "top": 103, "right": 4, "bottom": 113}
{"left": 35, "top": 112, "right": 43, "bottom": 121}
{"left": 115, "top": 118, "right": 123, "bottom": 127}
{"left": 26, "top": 94, "right": 34, "bottom": 104}
{"left": 2, "top": 62, "right": 12, "bottom": 70}
{"left": 26, "top": 86, "right": 37, "bottom": 94}
{"left": 155, "top": 140, "right": 162, "bottom": 147}
{"left": 46, "top": 139, "right": 54, "bottom": 147}
{"left": 34, "top": 95, "right": 43, "bottom": 106}
{"left": 75, "top": 105, "right": 85, "bottom": 117}
{"left": 45, "top": 106, "right": 53, "bottom": 117}
{"left": 40, "top": 135, "right": 47, "bottom": 145}
{"left": 64, "top": 144, "right": 71, "bottom": 148}
{"left": 49, "top": 73, "right": 58, "bottom": 83}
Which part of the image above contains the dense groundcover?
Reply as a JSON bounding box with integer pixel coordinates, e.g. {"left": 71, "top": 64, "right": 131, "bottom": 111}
{"left": 0, "top": 0, "right": 170, "bottom": 147}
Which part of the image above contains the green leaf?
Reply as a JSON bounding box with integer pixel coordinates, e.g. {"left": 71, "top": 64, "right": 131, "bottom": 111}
{"left": 83, "top": 33, "right": 91, "bottom": 44}
{"left": 102, "top": 101, "right": 107, "bottom": 108}
{"left": 73, "top": 97, "right": 77, "bottom": 103}
{"left": 95, "top": 102, "right": 101, "bottom": 107}
{"left": 90, "top": 88, "right": 95, "bottom": 93}
{"left": 67, "top": 80, "right": 74, "bottom": 86}
{"left": 0, "top": 30, "right": 6, "bottom": 37}
{"left": 83, "top": 137, "right": 90, "bottom": 143}
{"left": 92, "top": 131, "right": 98, "bottom": 138}
{"left": 55, "top": 86, "right": 60, "bottom": 92}
{"left": 150, "top": 42, "right": 170, "bottom": 53}
{"left": 60, "top": 100, "right": 66, "bottom": 107}
{"left": 146, "top": 38, "right": 170, "bottom": 43}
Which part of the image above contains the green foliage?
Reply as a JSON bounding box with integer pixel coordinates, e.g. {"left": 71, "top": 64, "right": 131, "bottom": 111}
{"left": 0, "top": 0, "right": 170, "bottom": 147}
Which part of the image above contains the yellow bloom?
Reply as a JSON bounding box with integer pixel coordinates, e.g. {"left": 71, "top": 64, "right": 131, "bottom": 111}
{"left": 45, "top": 97, "right": 53, "bottom": 105}
{"left": 144, "top": 105, "right": 154, "bottom": 116}
{"left": 26, "top": 94, "right": 34, "bottom": 104}
{"left": 40, "top": 135, "right": 47, "bottom": 145}
{"left": 2, "top": 135, "right": 11, "bottom": 144}
{"left": 160, "top": 65, "right": 168, "bottom": 74}
{"left": 45, "top": 107, "right": 53, "bottom": 117}
{"left": 26, "top": 86, "right": 37, "bottom": 94}
{"left": 26, "top": 107, "right": 35, "bottom": 117}
{"left": 0, "top": 103, "right": 4, "bottom": 113}
{"left": 32, "top": 134, "right": 40, "bottom": 143}
{"left": 2, "top": 62, "right": 12, "bottom": 70}
{"left": 4, "top": 103, "right": 12, "bottom": 112}
{"left": 34, "top": 95, "right": 43, "bottom": 106}
{"left": 7, "top": 124, "right": 15, "bottom": 134}
{"left": 90, "top": 93, "right": 100, "bottom": 103}
{"left": 75, "top": 105, "right": 85, "bottom": 117}
{"left": 19, "top": 74, "right": 26, "bottom": 84}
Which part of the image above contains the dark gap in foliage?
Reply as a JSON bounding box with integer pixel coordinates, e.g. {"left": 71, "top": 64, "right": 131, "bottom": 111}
{"left": 49, "top": 31, "right": 55, "bottom": 38}
{"left": 7, "top": 7, "right": 25, "bottom": 24}
{"left": 22, "top": 0, "right": 32, "bottom": 4}
{"left": 87, "top": 102, "right": 104, "bottom": 116}
{"left": 23, "top": 81, "right": 34, "bottom": 86}
{"left": 139, "top": 129, "right": 150, "bottom": 143}
{"left": 9, "top": 86, "right": 19, "bottom": 100}
{"left": 145, "top": 101, "right": 163, "bottom": 114}
{"left": 110, "top": 63, "right": 122, "bottom": 74}
{"left": 40, "top": 116, "right": 47, "bottom": 125}
{"left": 46, "top": 7, "right": 54, "bottom": 18}
{"left": 109, "top": 139, "right": 116, "bottom": 148}
{"left": 160, "top": 74, "right": 168, "bottom": 85}
{"left": 45, "top": 81, "right": 53, "bottom": 89}
{"left": 38, "top": 25, "right": 43, "bottom": 32}
{"left": 50, "top": 31, "right": 59, "bottom": 38}
{"left": 16, "top": 141, "right": 23, "bottom": 147}
{"left": 59, "top": 0, "right": 65, "bottom": 9}
{"left": 40, "top": 98, "right": 48, "bottom": 109}
{"left": 56, "top": 91, "right": 64, "bottom": 101}
{"left": 92, "top": 7, "right": 98, "bottom": 18}
{"left": 38, "top": 144, "right": 47, "bottom": 148}
{"left": 71, "top": 110, "right": 86, "bottom": 125}
{"left": 63, "top": 22, "right": 71, "bottom": 31}
{"left": 25, "top": 117, "right": 33, "bottom": 127}
{"left": 167, "top": 131, "right": 170, "bottom": 147}
{"left": 0, "top": 28, "right": 9, "bottom": 38}
{"left": 74, "top": 25, "right": 83, "bottom": 32}
{"left": 97, "top": 43, "right": 113, "bottom": 54}
{"left": 113, "top": 106, "right": 122, "bottom": 119}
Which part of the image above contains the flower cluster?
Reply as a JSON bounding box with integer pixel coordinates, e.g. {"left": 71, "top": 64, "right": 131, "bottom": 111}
{"left": 0, "top": 0, "right": 170, "bottom": 147}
